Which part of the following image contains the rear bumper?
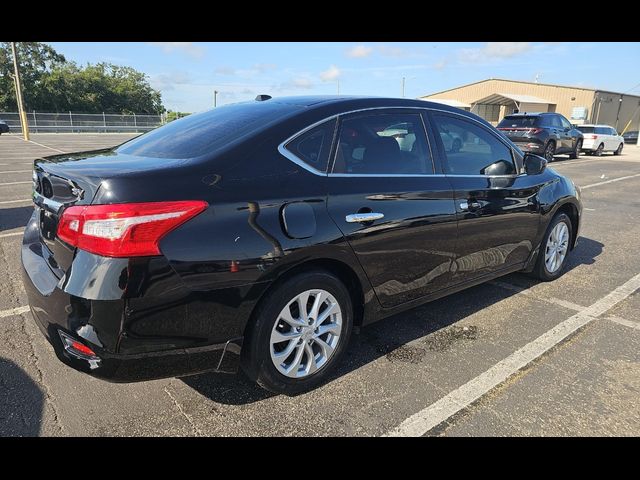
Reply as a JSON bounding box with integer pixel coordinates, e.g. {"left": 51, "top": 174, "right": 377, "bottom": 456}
{"left": 511, "top": 138, "right": 544, "bottom": 153}
{"left": 21, "top": 210, "right": 243, "bottom": 382}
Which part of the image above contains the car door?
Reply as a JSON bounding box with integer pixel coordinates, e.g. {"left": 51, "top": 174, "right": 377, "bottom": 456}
{"left": 558, "top": 115, "right": 575, "bottom": 152}
{"left": 429, "top": 111, "right": 542, "bottom": 284}
{"left": 326, "top": 109, "right": 459, "bottom": 308}
{"left": 608, "top": 127, "right": 619, "bottom": 150}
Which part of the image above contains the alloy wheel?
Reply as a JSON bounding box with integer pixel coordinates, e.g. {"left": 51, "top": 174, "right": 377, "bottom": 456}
{"left": 270, "top": 289, "right": 343, "bottom": 379}
{"left": 544, "top": 143, "right": 555, "bottom": 162}
{"left": 545, "top": 222, "right": 569, "bottom": 274}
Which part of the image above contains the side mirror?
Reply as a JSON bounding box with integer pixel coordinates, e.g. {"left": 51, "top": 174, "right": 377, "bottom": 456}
{"left": 524, "top": 153, "right": 547, "bottom": 175}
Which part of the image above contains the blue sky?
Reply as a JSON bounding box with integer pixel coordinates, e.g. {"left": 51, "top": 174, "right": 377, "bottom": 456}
{"left": 48, "top": 42, "right": 640, "bottom": 113}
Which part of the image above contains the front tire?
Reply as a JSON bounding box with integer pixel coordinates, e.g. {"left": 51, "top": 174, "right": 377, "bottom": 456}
{"left": 569, "top": 139, "right": 582, "bottom": 159}
{"left": 531, "top": 212, "right": 572, "bottom": 281}
{"left": 241, "top": 270, "right": 353, "bottom": 395}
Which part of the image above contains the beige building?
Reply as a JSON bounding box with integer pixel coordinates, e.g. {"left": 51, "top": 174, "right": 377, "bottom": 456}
{"left": 420, "top": 78, "right": 640, "bottom": 132}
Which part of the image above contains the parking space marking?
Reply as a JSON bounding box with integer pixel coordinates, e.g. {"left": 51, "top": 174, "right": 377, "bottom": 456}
{"left": 0, "top": 198, "right": 30, "bottom": 205}
{"left": 0, "top": 181, "right": 31, "bottom": 186}
{"left": 0, "top": 231, "right": 23, "bottom": 239}
{"left": 606, "top": 315, "right": 640, "bottom": 332}
{"left": 0, "top": 305, "right": 29, "bottom": 319}
{"left": 385, "top": 272, "right": 640, "bottom": 437}
{"left": 490, "top": 280, "right": 584, "bottom": 312}
{"left": 0, "top": 170, "right": 31, "bottom": 174}
{"left": 581, "top": 173, "right": 640, "bottom": 190}
{"left": 25, "top": 140, "right": 67, "bottom": 154}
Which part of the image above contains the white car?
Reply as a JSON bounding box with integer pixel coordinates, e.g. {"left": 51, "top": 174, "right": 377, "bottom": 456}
{"left": 578, "top": 124, "right": 624, "bottom": 156}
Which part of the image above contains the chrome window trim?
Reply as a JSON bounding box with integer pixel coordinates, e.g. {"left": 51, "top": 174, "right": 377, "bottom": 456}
{"left": 277, "top": 105, "right": 521, "bottom": 179}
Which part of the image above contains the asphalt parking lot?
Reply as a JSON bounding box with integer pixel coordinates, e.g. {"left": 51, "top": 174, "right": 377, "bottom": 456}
{"left": 1, "top": 133, "right": 639, "bottom": 436}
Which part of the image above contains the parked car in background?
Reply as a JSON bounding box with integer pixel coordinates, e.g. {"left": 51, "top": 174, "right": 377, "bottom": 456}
{"left": 497, "top": 112, "right": 584, "bottom": 162}
{"left": 622, "top": 130, "right": 638, "bottom": 145}
{"left": 577, "top": 125, "right": 624, "bottom": 156}
{"left": 0, "top": 120, "right": 9, "bottom": 135}
{"left": 22, "top": 96, "right": 583, "bottom": 394}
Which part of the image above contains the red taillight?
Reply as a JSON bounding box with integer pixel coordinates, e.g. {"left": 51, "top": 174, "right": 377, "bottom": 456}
{"left": 58, "top": 201, "right": 208, "bottom": 257}
{"left": 584, "top": 134, "right": 598, "bottom": 139}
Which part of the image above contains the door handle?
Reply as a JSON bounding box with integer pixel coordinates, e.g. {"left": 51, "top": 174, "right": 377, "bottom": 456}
{"left": 345, "top": 212, "right": 384, "bottom": 223}
{"left": 460, "top": 200, "right": 481, "bottom": 211}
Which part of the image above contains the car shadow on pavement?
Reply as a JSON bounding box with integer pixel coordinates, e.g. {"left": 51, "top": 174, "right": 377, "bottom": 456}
{"left": 0, "top": 357, "right": 44, "bottom": 436}
{"left": 182, "top": 236, "right": 604, "bottom": 405}
{"left": 0, "top": 206, "right": 32, "bottom": 233}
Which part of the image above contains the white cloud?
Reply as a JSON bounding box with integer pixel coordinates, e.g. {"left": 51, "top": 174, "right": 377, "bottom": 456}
{"left": 378, "top": 45, "right": 405, "bottom": 57}
{"left": 253, "top": 63, "right": 277, "bottom": 73}
{"left": 292, "top": 77, "right": 313, "bottom": 89}
{"left": 433, "top": 59, "right": 447, "bottom": 70}
{"left": 148, "top": 42, "right": 205, "bottom": 59}
{"left": 150, "top": 71, "right": 192, "bottom": 91}
{"left": 458, "top": 42, "right": 532, "bottom": 63}
{"left": 214, "top": 66, "right": 236, "bottom": 75}
{"left": 320, "top": 65, "right": 341, "bottom": 82}
{"left": 346, "top": 45, "right": 373, "bottom": 58}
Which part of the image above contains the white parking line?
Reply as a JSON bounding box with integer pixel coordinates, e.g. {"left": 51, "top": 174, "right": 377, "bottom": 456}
{"left": 606, "top": 315, "right": 640, "bottom": 331}
{"left": 0, "top": 181, "right": 31, "bottom": 186}
{"left": 490, "top": 280, "right": 584, "bottom": 312}
{"left": 385, "top": 272, "right": 640, "bottom": 437}
{"left": 581, "top": 173, "right": 640, "bottom": 190}
{"left": 26, "top": 139, "right": 66, "bottom": 154}
{"left": 0, "top": 198, "right": 30, "bottom": 205}
{"left": 0, "top": 231, "right": 23, "bottom": 239}
{"left": 0, "top": 170, "right": 31, "bottom": 174}
{"left": 0, "top": 305, "right": 29, "bottom": 319}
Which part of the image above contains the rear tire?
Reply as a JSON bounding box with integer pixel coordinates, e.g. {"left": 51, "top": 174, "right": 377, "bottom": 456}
{"left": 531, "top": 212, "right": 572, "bottom": 282}
{"left": 614, "top": 143, "right": 623, "bottom": 155}
{"left": 594, "top": 143, "right": 604, "bottom": 156}
{"left": 569, "top": 139, "right": 582, "bottom": 159}
{"left": 543, "top": 141, "right": 556, "bottom": 162}
{"left": 241, "top": 270, "right": 353, "bottom": 395}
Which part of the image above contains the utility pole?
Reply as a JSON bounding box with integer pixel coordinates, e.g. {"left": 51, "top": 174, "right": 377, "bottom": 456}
{"left": 214, "top": 90, "right": 218, "bottom": 108}
{"left": 402, "top": 77, "right": 406, "bottom": 98}
{"left": 11, "top": 42, "right": 30, "bottom": 141}
{"left": 337, "top": 80, "right": 340, "bottom": 95}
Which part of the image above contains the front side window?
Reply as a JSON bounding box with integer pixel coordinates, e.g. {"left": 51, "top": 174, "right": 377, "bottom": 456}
{"left": 332, "top": 113, "right": 432, "bottom": 174}
{"left": 284, "top": 119, "right": 336, "bottom": 172}
{"left": 560, "top": 116, "right": 572, "bottom": 129}
{"left": 433, "top": 114, "right": 516, "bottom": 176}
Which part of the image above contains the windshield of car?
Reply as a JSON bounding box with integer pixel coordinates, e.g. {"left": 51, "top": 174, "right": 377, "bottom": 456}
{"left": 497, "top": 116, "right": 540, "bottom": 128}
{"left": 117, "top": 102, "right": 297, "bottom": 159}
{"left": 577, "top": 126, "right": 595, "bottom": 134}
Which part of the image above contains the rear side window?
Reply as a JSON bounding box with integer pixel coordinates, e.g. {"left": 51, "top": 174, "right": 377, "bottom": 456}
{"left": 284, "top": 119, "right": 336, "bottom": 173}
{"left": 433, "top": 114, "right": 516, "bottom": 176}
{"left": 498, "top": 116, "right": 539, "bottom": 128}
{"left": 332, "top": 113, "right": 433, "bottom": 174}
{"left": 117, "top": 102, "right": 295, "bottom": 159}
{"left": 595, "top": 127, "right": 609, "bottom": 135}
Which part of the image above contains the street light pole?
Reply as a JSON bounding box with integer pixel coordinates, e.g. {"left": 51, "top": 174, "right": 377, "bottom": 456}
{"left": 11, "top": 42, "right": 30, "bottom": 141}
{"left": 214, "top": 90, "right": 218, "bottom": 108}
{"left": 402, "top": 77, "right": 406, "bottom": 98}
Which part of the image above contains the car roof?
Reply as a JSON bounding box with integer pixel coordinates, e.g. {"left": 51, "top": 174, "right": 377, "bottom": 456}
{"left": 503, "top": 112, "right": 553, "bottom": 117}
{"left": 264, "top": 95, "right": 465, "bottom": 113}
{"left": 578, "top": 124, "right": 616, "bottom": 128}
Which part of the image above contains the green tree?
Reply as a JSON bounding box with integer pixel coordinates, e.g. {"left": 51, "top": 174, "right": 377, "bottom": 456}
{"left": 0, "top": 42, "right": 66, "bottom": 111}
{"left": 0, "top": 43, "right": 165, "bottom": 114}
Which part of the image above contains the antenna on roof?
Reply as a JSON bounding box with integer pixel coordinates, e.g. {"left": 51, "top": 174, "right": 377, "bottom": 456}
{"left": 255, "top": 94, "right": 272, "bottom": 102}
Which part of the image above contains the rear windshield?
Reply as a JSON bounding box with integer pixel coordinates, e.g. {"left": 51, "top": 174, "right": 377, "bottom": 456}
{"left": 498, "top": 116, "right": 540, "bottom": 128}
{"left": 578, "top": 126, "right": 595, "bottom": 134}
{"left": 117, "top": 102, "right": 296, "bottom": 159}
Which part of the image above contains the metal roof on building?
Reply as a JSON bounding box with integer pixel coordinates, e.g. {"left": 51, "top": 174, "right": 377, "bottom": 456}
{"left": 473, "top": 93, "right": 555, "bottom": 106}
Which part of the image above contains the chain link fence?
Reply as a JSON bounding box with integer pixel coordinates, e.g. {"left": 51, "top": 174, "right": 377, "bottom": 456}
{"left": 0, "top": 111, "right": 164, "bottom": 133}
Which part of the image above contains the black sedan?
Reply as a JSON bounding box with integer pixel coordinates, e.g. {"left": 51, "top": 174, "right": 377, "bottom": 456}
{"left": 22, "top": 96, "right": 582, "bottom": 394}
{"left": 623, "top": 130, "right": 638, "bottom": 145}
{"left": 0, "top": 120, "right": 9, "bottom": 134}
